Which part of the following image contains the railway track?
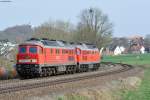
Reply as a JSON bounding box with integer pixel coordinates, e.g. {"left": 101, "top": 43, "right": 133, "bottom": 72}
{"left": 0, "top": 62, "right": 133, "bottom": 94}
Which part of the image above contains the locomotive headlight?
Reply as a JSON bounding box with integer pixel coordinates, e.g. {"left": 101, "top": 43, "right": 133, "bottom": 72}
{"left": 19, "top": 59, "right": 30, "bottom": 63}
{"left": 19, "top": 59, "right": 37, "bottom": 63}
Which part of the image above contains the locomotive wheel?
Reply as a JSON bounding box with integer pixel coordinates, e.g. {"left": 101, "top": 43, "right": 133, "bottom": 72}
{"left": 72, "top": 67, "right": 75, "bottom": 74}
{"left": 44, "top": 69, "right": 47, "bottom": 76}
{"left": 46, "top": 68, "right": 50, "bottom": 76}
{"left": 71, "top": 66, "right": 76, "bottom": 74}
{"left": 52, "top": 68, "right": 56, "bottom": 75}
{"left": 48, "top": 68, "right": 52, "bottom": 76}
{"left": 42, "top": 68, "right": 47, "bottom": 77}
{"left": 68, "top": 67, "right": 72, "bottom": 74}
{"left": 68, "top": 66, "right": 74, "bottom": 74}
{"left": 66, "top": 66, "right": 70, "bottom": 74}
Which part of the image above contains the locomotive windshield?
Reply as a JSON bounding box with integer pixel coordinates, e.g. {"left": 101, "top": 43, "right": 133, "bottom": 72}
{"left": 19, "top": 47, "right": 26, "bottom": 53}
{"left": 29, "top": 47, "right": 37, "bottom": 54}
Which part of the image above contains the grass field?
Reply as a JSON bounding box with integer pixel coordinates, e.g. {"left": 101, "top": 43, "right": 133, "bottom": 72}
{"left": 102, "top": 53, "right": 150, "bottom": 100}
{"left": 123, "top": 68, "right": 150, "bottom": 100}
{"left": 57, "top": 54, "right": 150, "bottom": 100}
{"left": 102, "top": 54, "right": 150, "bottom": 65}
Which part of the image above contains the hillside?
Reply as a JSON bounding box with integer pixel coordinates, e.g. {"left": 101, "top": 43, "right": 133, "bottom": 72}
{"left": 0, "top": 25, "right": 34, "bottom": 43}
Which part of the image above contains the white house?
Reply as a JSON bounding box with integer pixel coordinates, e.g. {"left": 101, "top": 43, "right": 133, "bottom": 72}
{"left": 0, "top": 41, "right": 16, "bottom": 56}
{"left": 140, "top": 46, "right": 145, "bottom": 54}
{"left": 114, "top": 46, "right": 125, "bottom": 55}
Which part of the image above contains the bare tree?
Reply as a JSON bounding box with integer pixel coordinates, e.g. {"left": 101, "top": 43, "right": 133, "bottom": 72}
{"left": 76, "top": 8, "right": 113, "bottom": 48}
{"left": 33, "top": 20, "right": 75, "bottom": 41}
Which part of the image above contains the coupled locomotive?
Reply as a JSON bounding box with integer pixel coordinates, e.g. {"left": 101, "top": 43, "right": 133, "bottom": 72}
{"left": 16, "top": 38, "right": 101, "bottom": 78}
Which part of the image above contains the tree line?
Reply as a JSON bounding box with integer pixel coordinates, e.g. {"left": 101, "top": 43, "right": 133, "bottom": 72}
{"left": 33, "top": 8, "right": 113, "bottom": 49}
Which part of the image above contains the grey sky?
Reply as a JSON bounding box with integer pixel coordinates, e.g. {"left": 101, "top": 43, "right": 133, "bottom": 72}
{"left": 0, "top": 0, "right": 150, "bottom": 37}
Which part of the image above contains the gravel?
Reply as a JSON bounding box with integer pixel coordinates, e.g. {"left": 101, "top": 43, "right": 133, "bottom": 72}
{"left": 0, "top": 65, "right": 144, "bottom": 100}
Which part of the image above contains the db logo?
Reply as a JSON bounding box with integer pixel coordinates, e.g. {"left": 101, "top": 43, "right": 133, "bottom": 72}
{"left": 25, "top": 56, "right": 30, "bottom": 59}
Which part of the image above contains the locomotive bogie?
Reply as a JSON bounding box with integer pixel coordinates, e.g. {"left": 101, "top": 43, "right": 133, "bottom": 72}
{"left": 16, "top": 64, "right": 41, "bottom": 78}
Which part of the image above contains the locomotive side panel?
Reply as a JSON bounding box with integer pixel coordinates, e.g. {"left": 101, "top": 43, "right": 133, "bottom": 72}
{"left": 43, "top": 47, "right": 76, "bottom": 66}
{"left": 76, "top": 49, "right": 100, "bottom": 65}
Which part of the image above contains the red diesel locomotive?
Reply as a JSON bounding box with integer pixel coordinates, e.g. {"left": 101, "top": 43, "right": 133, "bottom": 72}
{"left": 16, "top": 38, "right": 101, "bottom": 78}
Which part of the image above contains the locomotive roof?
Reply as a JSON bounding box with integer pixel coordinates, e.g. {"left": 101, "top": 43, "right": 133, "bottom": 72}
{"left": 76, "top": 43, "right": 98, "bottom": 50}
{"left": 24, "top": 38, "right": 74, "bottom": 49}
{"left": 20, "top": 38, "right": 98, "bottom": 50}
{"left": 19, "top": 41, "right": 44, "bottom": 47}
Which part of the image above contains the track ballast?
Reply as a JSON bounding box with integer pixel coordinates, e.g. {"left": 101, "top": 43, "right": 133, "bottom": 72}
{"left": 0, "top": 62, "right": 133, "bottom": 94}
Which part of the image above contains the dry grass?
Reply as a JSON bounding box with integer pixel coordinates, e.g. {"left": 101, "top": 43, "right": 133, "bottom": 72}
{"left": 56, "top": 76, "right": 142, "bottom": 100}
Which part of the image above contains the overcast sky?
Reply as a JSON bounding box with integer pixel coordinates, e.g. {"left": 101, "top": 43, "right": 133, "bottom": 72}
{"left": 0, "top": 0, "right": 150, "bottom": 37}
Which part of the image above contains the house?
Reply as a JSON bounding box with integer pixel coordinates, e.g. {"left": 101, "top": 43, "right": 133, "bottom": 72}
{"left": 102, "top": 45, "right": 126, "bottom": 56}
{"left": 140, "top": 46, "right": 145, "bottom": 54}
{"left": 101, "top": 35, "right": 146, "bottom": 55}
{"left": 114, "top": 46, "right": 125, "bottom": 55}
{"left": 128, "top": 35, "right": 144, "bottom": 54}
{"left": 0, "top": 40, "right": 17, "bottom": 56}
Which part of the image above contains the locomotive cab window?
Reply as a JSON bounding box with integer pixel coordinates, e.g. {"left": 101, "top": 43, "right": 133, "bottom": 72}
{"left": 29, "top": 47, "right": 37, "bottom": 54}
{"left": 19, "top": 46, "right": 26, "bottom": 53}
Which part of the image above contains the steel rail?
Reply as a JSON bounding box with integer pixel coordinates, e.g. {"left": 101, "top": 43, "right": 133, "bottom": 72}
{"left": 0, "top": 62, "right": 133, "bottom": 94}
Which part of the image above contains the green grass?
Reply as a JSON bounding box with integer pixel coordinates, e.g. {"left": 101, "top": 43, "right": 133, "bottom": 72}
{"left": 123, "top": 68, "right": 150, "bottom": 100}
{"left": 102, "top": 54, "right": 150, "bottom": 100}
{"left": 102, "top": 54, "right": 150, "bottom": 65}
{"left": 56, "top": 54, "right": 150, "bottom": 100}
{"left": 57, "top": 95, "right": 88, "bottom": 100}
